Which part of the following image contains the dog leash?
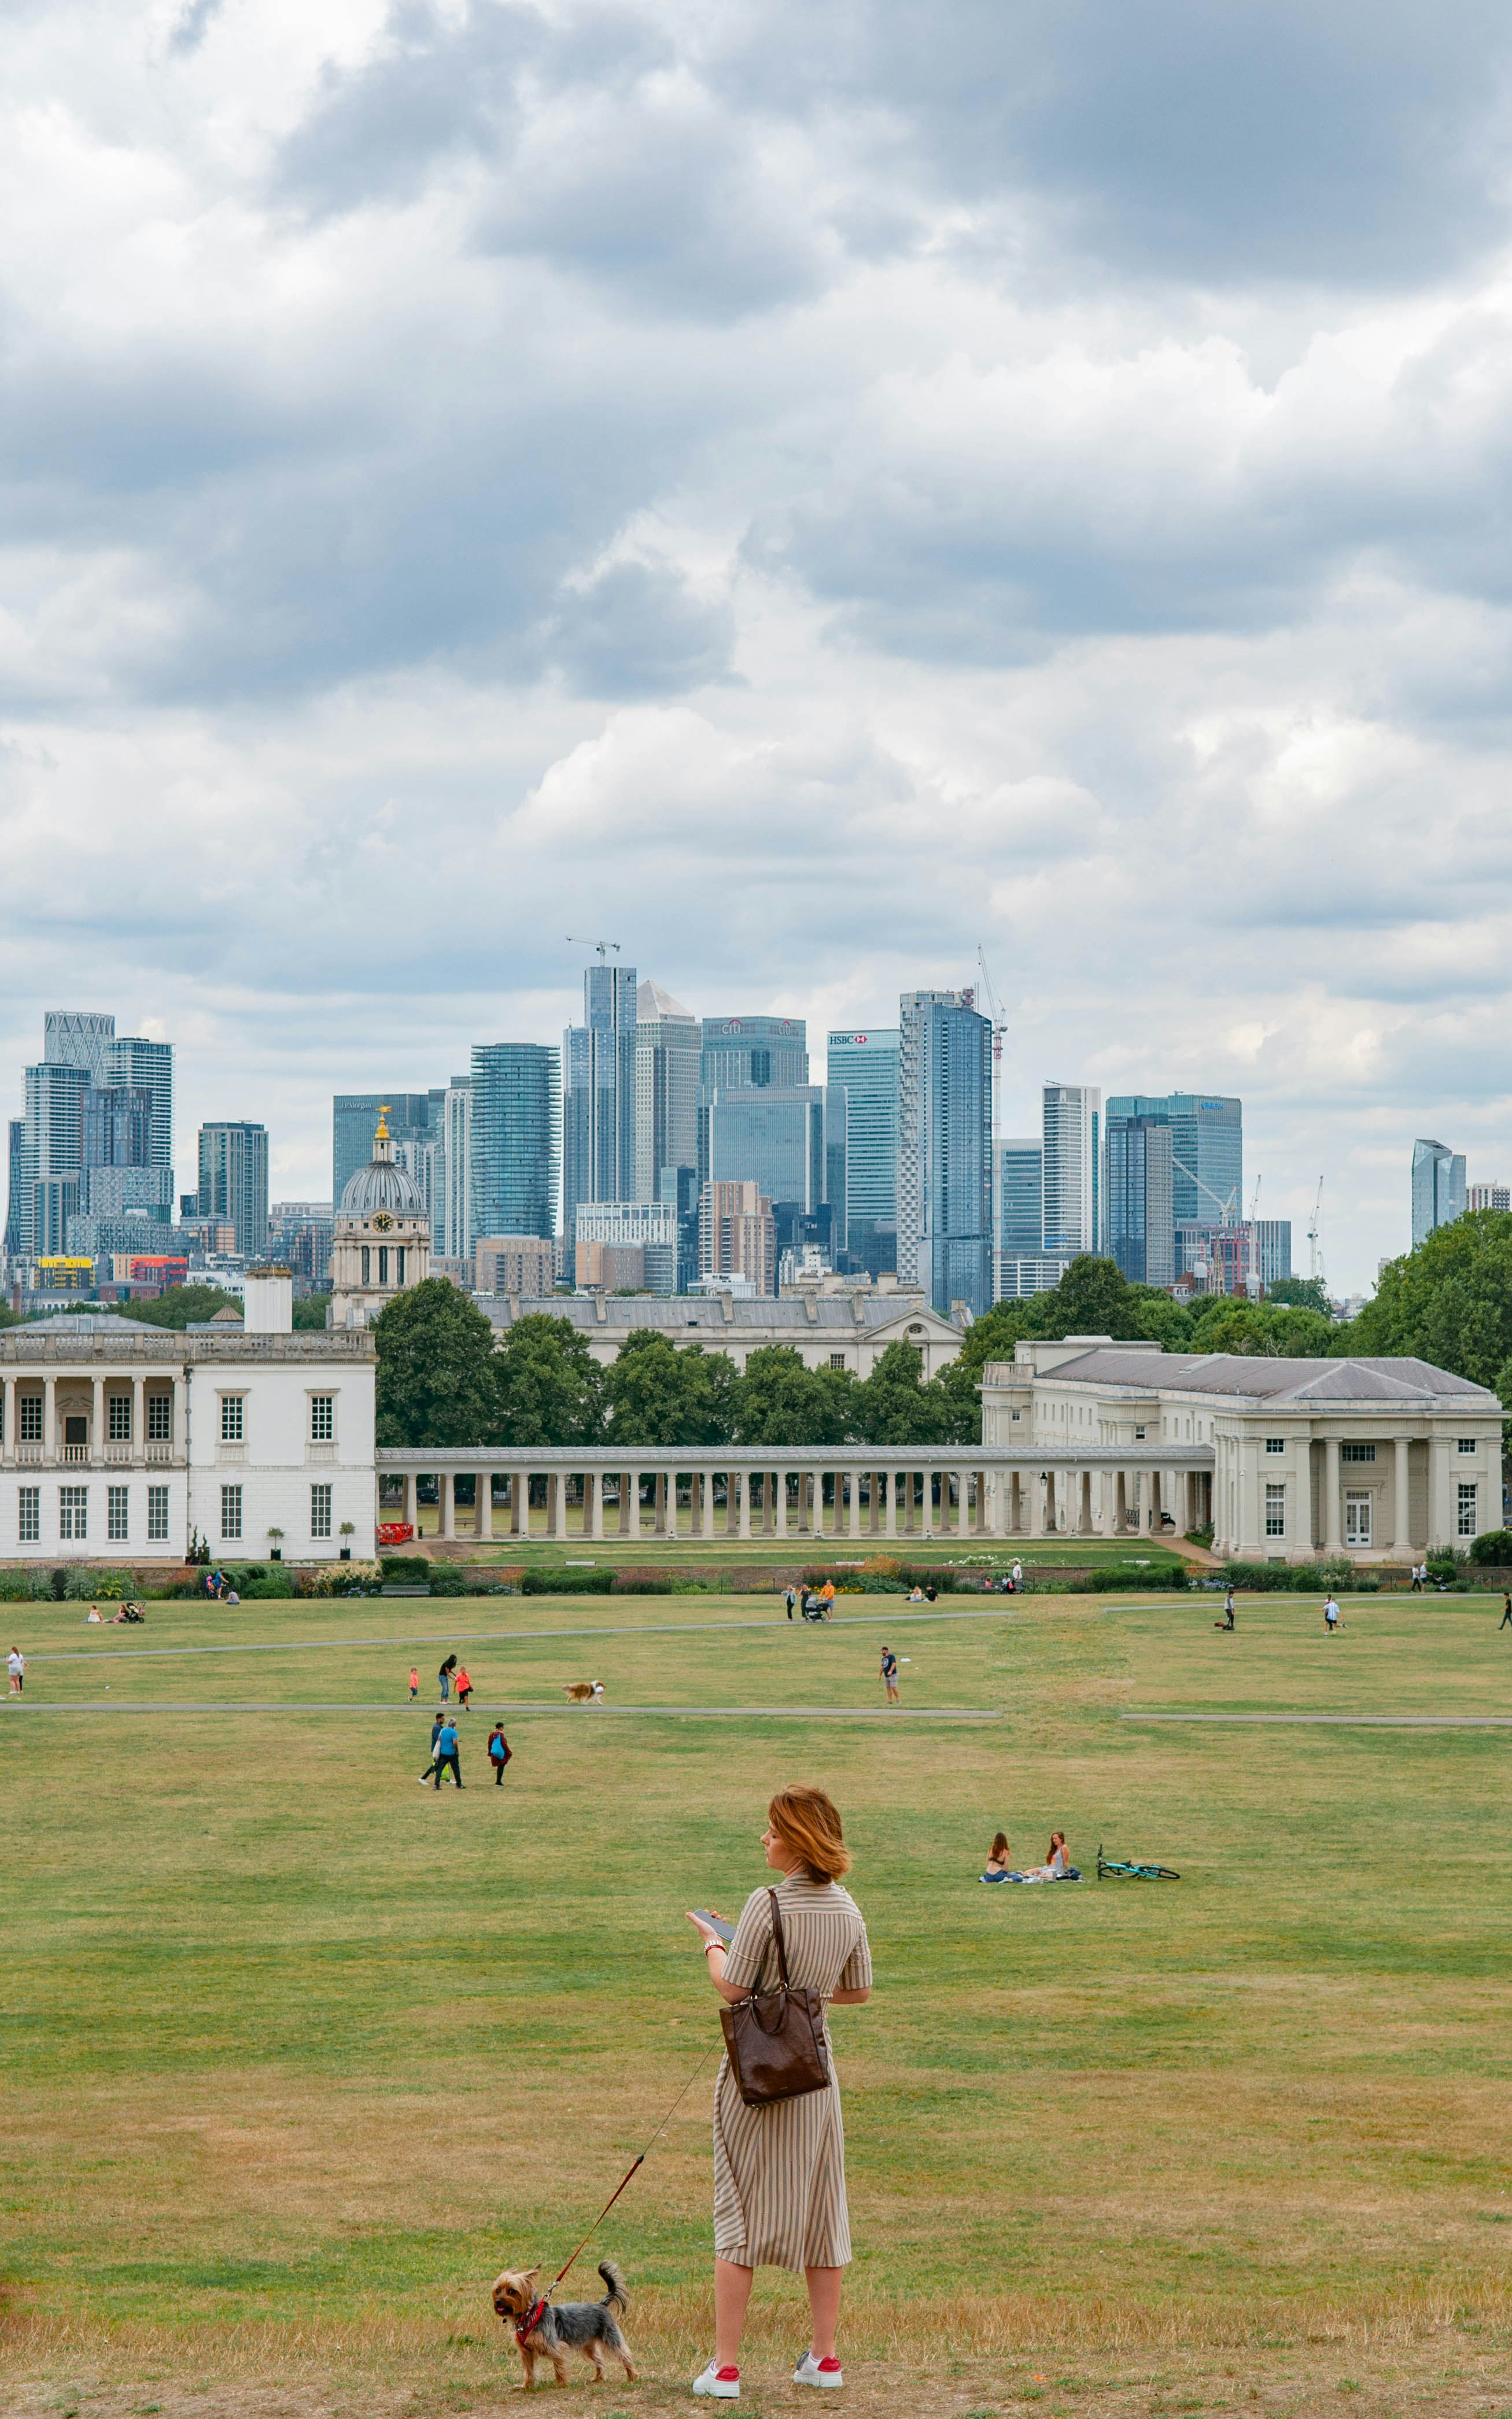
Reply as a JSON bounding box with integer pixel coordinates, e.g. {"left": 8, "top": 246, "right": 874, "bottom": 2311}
{"left": 547, "top": 2040, "right": 720, "bottom": 2296}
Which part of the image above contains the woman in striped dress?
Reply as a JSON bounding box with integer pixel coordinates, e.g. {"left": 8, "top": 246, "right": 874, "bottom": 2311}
{"left": 686, "top": 1786, "right": 872, "bottom": 2400}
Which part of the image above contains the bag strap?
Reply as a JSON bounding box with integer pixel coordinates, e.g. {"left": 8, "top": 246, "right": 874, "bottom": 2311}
{"left": 767, "top": 1888, "right": 791, "bottom": 1992}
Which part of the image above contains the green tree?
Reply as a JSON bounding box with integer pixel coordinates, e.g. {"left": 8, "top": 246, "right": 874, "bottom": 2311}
{"left": 851, "top": 1341, "right": 950, "bottom": 1445}
{"left": 493, "top": 1312, "right": 605, "bottom": 1447}
{"left": 602, "top": 1330, "right": 737, "bottom": 1447}
{"left": 1341, "top": 1210, "right": 1512, "bottom": 1384}
{"left": 1188, "top": 1298, "right": 1336, "bottom": 1357}
{"left": 292, "top": 1295, "right": 330, "bottom": 1330}
{"left": 928, "top": 1354, "right": 985, "bottom": 1443}
{"left": 1267, "top": 1276, "right": 1333, "bottom": 1317}
{"left": 374, "top": 1278, "right": 501, "bottom": 1448}
{"left": 735, "top": 1346, "right": 851, "bottom": 1447}
{"left": 114, "top": 1284, "right": 242, "bottom": 1331}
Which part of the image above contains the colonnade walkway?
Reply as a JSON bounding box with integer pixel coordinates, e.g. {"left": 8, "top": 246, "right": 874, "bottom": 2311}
{"left": 375, "top": 1446, "right": 1216, "bottom": 1543}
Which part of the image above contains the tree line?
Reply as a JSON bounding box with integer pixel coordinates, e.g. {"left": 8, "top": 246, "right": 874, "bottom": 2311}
{"left": 372, "top": 1213, "right": 1512, "bottom": 1448}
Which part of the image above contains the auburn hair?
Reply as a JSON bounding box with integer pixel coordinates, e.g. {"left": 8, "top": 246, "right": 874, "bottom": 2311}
{"left": 769, "top": 1787, "right": 852, "bottom": 1883}
{"left": 990, "top": 1832, "right": 1009, "bottom": 1863}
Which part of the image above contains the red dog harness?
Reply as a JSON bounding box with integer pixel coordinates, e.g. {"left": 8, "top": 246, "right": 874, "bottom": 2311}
{"left": 515, "top": 2298, "right": 548, "bottom": 2348}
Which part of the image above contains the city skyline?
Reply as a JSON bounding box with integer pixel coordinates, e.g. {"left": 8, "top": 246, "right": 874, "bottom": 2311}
{"left": 2, "top": 970, "right": 1504, "bottom": 1296}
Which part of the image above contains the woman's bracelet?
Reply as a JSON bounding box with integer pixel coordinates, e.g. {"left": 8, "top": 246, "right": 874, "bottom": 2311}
{"left": 703, "top": 1941, "right": 724, "bottom": 1957}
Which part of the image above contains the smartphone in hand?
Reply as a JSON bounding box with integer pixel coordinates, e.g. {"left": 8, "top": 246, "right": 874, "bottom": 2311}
{"left": 692, "top": 1910, "right": 736, "bottom": 1944}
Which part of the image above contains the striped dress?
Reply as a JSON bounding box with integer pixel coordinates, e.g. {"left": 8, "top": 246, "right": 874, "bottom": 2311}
{"left": 712, "top": 1871, "right": 872, "bottom": 2273}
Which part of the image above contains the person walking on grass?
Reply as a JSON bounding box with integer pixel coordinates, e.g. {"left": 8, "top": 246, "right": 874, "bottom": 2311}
{"left": 1411, "top": 1563, "right": 1424, "bottom": 1594}
{"left": 6, "top": 1646, "right": 23, "bottom": 1695}
{"left": 784, "top": 1586, "right": 797, "bottom": 1622}
{"left": 1500, "top": 1594, "right": 1512, "bottom": 1631}
{"left": 879, "top": 1644, "right": 901, "bottom": 1704}
{"left": 455, "top": 1663, "right": 473, "bottom": 1710}
{"left": 685, "top": 1786, "right": 872, "bottom": 2400}
{"left": 819, "top": 1580, "right": 836, "bottom": 1620}
{"left": 432, "top": 1717, "right": 462, "bottom": 1790}
{"left": 1324, "top": 1595, "right": 1341, "bottom": 1634}
{"left": 488, "top": 1724, "right": 511, "bottom": 1783}
{"left": 408, "top": 1666, "right": 419, "bottom": 1700}
{"left": 418, "top": 1712, "right": 448, "bottom": 1786}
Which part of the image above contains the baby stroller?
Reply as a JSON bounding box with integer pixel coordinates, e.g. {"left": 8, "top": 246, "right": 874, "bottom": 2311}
{"left": 800, "top": 1592, "right": 827, "bottom": 1623}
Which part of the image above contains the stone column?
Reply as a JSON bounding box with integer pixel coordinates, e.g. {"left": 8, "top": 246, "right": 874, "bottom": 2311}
{"left": 43, "top": 1375, "right": 56, "bottom": 1459}
{"left": 654, "top": 1470, "right": 668, "bottom": 1536}
{"left": 775, "top": 1472, "right": 789, "bottom": 1538}
{"left": 1427, "top": 1435, "right": 1454, "bottom": 1551}
{"left": 1392, "top": 1435, "right": 1411, "bottom": 1554}
{"left": 1322, "top": 1438, "right": 1341, "bottom": 1554}
{"left": 700, "top": 1472, "right": 714, "bottom": 1539}
{"left": 440, "top": 1474, "right": 455, "bottom": 1539}
{"left": 883, "top": 1471, "right": 897, "bottom": 1538}
{"left": 90, "top": 1374, "right": 102, "bottom": 1461}
{"left": 734, "top": 1470, "right": 748, "bottom": 1540}
{"left": 1, "top": 1373, "right": 12, "bottom": 1462}
{"left": 551, "top": 1474, "right": 567, "bottom": 1540}
{"left": 849, "top": 1472, "right": 862, "bottom": 1539}
{"left": 477, "top": 1474, "right": 491, "bottom": 1540}
{"left": 957, "top": 1472, "right": 971, "bottom": 1537}
{"left": 130, "top": 1374, "right": 143, "bottom": 1462}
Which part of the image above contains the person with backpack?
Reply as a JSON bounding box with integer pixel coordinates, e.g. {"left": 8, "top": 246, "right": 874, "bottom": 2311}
{"left": 487, "top": 1724, "right": 512, "bottom": 1784}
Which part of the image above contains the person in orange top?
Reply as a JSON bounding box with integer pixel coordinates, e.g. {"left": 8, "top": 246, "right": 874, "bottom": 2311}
{"left": 408, "top": 1666, "right": 419, "bottom": 1700}
{"left": 455, "top": 1664, "right": 474, "bottom": 1710}
{"left": 818, "top": 1581, "right": 836, "bottom": 1620}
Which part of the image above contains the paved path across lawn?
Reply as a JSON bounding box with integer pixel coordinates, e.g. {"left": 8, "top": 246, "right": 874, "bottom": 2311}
{"left": 17, "top": 1603, "right": 1023, "bottom": 1665}
{"left": 1, "top": 1698, "right": 1000, "bottom": 1721}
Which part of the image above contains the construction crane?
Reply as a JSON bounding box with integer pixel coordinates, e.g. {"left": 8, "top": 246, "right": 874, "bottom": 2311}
{"left": 1307, "top": 1179, "right": 1325, "bottom": 1285}
{"left": 566, "top": 935, "right": 621, "bottom": 961}
{"left": 977, "top": 947, "right": 1009, "bottom": 1304}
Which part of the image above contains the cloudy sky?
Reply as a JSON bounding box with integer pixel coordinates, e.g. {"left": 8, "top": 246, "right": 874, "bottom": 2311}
{"left": 4, "top": 0, "right": 1512, "bottom": 1288}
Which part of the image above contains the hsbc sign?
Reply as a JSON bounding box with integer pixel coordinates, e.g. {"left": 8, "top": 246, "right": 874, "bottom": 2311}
{"left": 829, "top": 1032, "right": 871, "bottom": 1046}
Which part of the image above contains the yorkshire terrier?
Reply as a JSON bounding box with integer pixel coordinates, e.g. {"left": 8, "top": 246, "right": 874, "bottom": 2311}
{"left": 491, "top": 2259, "right": 636, "bottom": 2388}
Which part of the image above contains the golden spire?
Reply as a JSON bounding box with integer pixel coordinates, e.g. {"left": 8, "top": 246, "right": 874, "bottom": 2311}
{"left": 375, "top": 1104, "right": 392, "bottom": 1143}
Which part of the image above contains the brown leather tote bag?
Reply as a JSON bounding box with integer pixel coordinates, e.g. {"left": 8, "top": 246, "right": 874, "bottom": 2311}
{"left": 719, "top": 1890, "right": 831, "bottom": 2107}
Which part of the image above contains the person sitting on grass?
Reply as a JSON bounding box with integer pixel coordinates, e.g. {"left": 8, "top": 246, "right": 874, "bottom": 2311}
{"left": 980, "top": 1832, "right": 1014, "bottom": 1883}
{"left": 908, "top": 1584, "right": 924, "bottom": 1602}
{"left": 1020, "top": 1831, "right": 1074, "bottom": 1883}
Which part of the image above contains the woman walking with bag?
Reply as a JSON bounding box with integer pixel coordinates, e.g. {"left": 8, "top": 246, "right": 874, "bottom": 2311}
{"left": 685, "top": 1786, "right": 872, "bottom": 2399}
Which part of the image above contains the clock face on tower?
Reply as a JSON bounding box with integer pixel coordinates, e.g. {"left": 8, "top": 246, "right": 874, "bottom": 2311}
{"left": 371, "top": 1211, "right": 395, "bottom": 1233}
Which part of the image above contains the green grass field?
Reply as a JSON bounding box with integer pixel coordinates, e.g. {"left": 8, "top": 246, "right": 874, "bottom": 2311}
{"left": 5, "top": 1585, "right": 1512, "bottom": 2419}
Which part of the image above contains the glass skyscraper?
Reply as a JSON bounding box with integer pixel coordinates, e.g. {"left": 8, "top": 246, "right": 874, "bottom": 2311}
{"left": 471, "top": 1043, "right": 562, "bottom": 1243}
{"left": 1411, "top": 1138, "right": 1466, "bottom": 1247}
{"left": 999, "top": 1138, "right": 1043, "bottom": 1254}
{"left": 707, "top": 1086, "right": 825, "bottom": 1214}
{"left": 1105, "top": 1093, "right": 1242, "bottom": 1229}
{"left": 635, "top": 980, "right": 700, "bottom": 1207}
{"left": 563, "top": 963, "right": 637, "bottom": 1234}
{"left": 1042, "top": 1083, "right": 1102, "bottom": 1256}
{"left": 1105, "top": 1116, "right": 1175, "bottom": 1285}
{"left": 197, "top": 1120, "right": 270, "bottom": 1259}
{"left": 826, "top": 1028, "right": 898, "bottom": 1274}
{"left": 898, "top": 990, "right": 992, "bottom": 1317}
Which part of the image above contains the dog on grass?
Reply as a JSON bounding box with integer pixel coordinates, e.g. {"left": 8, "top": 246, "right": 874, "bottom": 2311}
{"left": 491, "top": 2259, "right": 636, "bottom": 2387}
{"left": 562, "top": 1680, "right": 604, "bottom": 1703}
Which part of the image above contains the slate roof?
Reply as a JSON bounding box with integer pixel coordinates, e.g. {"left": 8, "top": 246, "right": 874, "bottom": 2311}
{"left": 1039, "top": 1348, "right": 1498, "bottom": 1408}
{"left": 482, "top": 1294, "right": 958, "bottom": 1338}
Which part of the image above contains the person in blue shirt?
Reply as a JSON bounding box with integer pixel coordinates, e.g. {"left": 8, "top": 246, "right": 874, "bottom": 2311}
{"left": 419, "top": 1713, "right": 449, "bottom": 1786}
{"left": 433, "top": 1720, "right": 463, "bottom": 1789}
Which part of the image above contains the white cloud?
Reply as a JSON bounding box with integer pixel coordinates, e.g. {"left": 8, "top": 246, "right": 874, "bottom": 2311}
{"left": 5, "top": 0, "right": 1512, "bottom": 1282}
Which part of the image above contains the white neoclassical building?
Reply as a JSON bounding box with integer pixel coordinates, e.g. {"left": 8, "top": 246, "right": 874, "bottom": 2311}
{"left": 0, "top": 1271, "right": 376, "bottom": 1566}
{"left": 979, "top": 1338, "right": 1503, "bottom": 1562}
{"left": 481, "top": 1277, "right": 966, "bottom": 1378}
{"left": 329, "top": 1109, "right": 432, "bottom": 1329}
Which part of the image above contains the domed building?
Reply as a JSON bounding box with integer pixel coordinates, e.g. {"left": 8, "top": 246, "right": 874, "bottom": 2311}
{"left": 329, "top": 1109, "right": 432, "bottom": 1328}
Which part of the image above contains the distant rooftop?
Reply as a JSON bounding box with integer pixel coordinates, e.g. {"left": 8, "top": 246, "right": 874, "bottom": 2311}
{"left": 1008, "top": 1347, "right": 1498, "bottom": 1408}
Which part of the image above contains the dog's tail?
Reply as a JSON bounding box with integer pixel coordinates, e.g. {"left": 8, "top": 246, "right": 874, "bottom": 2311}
{"left": 598, "top": 2260, "right": 628, "bottom": 2313}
